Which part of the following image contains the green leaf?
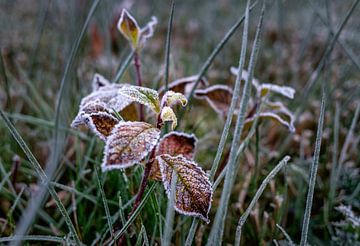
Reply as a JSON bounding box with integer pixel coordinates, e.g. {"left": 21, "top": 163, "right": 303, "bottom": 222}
{"left": 156, "top": 154, "right": 212, "bottom": 223}
{"left": 118, "top": 85, "right": 161, "bottom": 113}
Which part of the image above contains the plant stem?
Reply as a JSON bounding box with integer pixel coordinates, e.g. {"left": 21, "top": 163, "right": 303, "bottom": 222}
{"left": 134, "top": 52, "right": 144, "bottom": 121}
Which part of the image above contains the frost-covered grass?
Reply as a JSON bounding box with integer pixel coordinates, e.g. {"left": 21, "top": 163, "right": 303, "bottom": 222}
{"left": 0, "top": 0, "right": 360, "bottom": 245}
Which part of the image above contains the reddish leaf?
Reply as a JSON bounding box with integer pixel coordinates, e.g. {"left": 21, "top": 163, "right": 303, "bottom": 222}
{"left": 102, "top": 122, "right": 160, "bottom": 171}
{"left": 156, "top": 154, "right": 212, "bottom": 223}
{"left": 150, "top": 132, "right": 197, "bottom": 181}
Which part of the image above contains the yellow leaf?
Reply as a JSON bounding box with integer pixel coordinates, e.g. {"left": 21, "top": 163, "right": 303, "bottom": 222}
{"left": 117, "top": 9, "right": 140, "bottom": 50}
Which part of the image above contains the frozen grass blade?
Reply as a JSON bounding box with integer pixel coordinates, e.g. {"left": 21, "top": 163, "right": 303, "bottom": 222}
{"left": 234, "top": 156, "right": 291, "bottom": 246}
{"left": 0, "top": 109, "right": 81, "bottom": 245}
{"left": 112, "top": 50, "right": 136, "bottom": 83}
{"left": 207, "top": 1, "right": 266, "bottom": 245}
{"left": 0, "top": 235, "right": 66, "bottom": 243}
{"left": 162, "top": 172, "right": 177, "bottom": 246}
{"left": 95, "top": 167, "right": 114, "bottom": 239}
{"left": 110, "top": 183, "right": 157, "bottom": 243}
{"left": 185, "top": 3, "right": 251, "bottom": 243}
{"left": 0, "top": 52, "right": 12, "bottom": 112}
{"left": 163, "top": 0, "right": 175, "bottom": 91}
{"left": 299, "top": 85, "right": 326, "bottom": 246}
{"left": 276, "top": 224, "right": 295, "bottom": 246}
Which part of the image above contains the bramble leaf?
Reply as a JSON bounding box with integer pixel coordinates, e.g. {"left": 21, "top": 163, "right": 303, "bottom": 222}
{"left": 160, "top": 106, "right": 177, "bottom": 130}
{"left": 92, "top": 73, "right": 110, "bottom": 91}
{"left": 150, "top": 132, "right": 197, "bottom": 181}
{"left": 102, "top": 121, "right": 160, "bottom": 171}
{"left": 71, "top": 101, "right": 119, "bottom": 141}
{"left": 118, "top": 85, "right": 160, "bottom": 113}
{"left": 194, "top": 85, "right": 233, "bottom": 117}
{"left": 117, "top": 9, "right": 140, "bottom": 50}
{"left": 161, "top": 90, "right": 187, "bottom": 108}
{"left": 156, "top": 154, "right": 212, "bottom": 223}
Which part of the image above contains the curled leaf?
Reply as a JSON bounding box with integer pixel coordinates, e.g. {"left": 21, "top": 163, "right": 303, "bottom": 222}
{"left": 194, "top": 85, "right": 233, "bottom": 117}
{"left": 160, "top": 106, "right": 177, "bottom": 130}
{"left": 150, "top": 132, "right": 197, "bottom": 181}
{"left": 158, "top": 75, "right": 209, "bottom": 98}
{"left": 92, "top": 73, "right": 110, "bottom": 91}
{"left": 71, "top": 101, "right": 119, "bottom": 141}
{"left": 156, "top": 154, "right": 212, "bottom": 223}
{"left": 102, "top": 121, "right": 160, "bottom": 171}
{"left": 258, "top": 83, "right": 295, "bottom": 99}
{"left": 245, "top": 111, "right": 295, "bottom": 132}
{"left": 117, "top": 9, "right": 140, "bottom": 50}
{"left": 139, "top": 16, "right": 158, "bottom": 48}
{"left": 118, "top": 85, "right": 160, "bottom": 113}
{"left": 161, "top": 90, "right": 187, "bottom": 108}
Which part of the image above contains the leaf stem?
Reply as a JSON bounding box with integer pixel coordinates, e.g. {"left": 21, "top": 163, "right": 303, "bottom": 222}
{"left": 134, "top": 52, "right": 144, "bottom": 121}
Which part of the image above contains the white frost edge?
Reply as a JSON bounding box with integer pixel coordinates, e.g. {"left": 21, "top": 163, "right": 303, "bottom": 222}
{"left": 230, "top": 67, "right": 260, "bottom": 88}
{"left": 156, "top": 154, "right": 213, "bottom": 223}
{"left": 247, "top": 112, "right": 295, "bottom": 133}
{"left": 101, "top": 121, "right": 160, "bottom": 172}
{"left": 117, "top": 9, "right": 140, "bottom": 38}
{"left": 91, "top": 73, "right": 111, "bottom": 91}
{"left": 158, "top": 75, "right": 209, "bottom": 95}
{"left": 259, "top": 83, "right": 295, "bottom": 99}
{"left": 118, "top": 85, "right": 160, "bottom": 112}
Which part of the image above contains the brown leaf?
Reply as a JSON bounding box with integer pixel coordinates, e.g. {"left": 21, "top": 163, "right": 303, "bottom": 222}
{"left": 150, "top": 132, "right": 197, "bottom": 181}
{"left": 156, "top": 154, "right": 212, "bottom": 223}
{"left": 120, "top": 102, "right": 138, "bottom": 121}
{"left": 102, "top": 122, "right": 160, "bottom": 171}
{"left": 194, "top": 84, "right": 233, "bottom": 117}
{"left": 158, "top": 75, "right": 209, "bottom": 98}
{"left": 71, "top": 101, "right": 119, "bottom": 141}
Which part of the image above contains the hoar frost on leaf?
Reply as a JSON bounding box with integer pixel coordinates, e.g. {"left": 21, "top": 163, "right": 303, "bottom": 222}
{"left": 150, "top": 132, "right": 197, "bottom": 181}
{"left": 158, "top": 75, "right": 209, "bottom": 98}
{"left": 92, "top": 73, "right": 111, "bottom": 91}
{"left": 118, "top": 85, "right": 160, "bottom": 113}
{"left": 161, "top": 90, "right": 187, "bottom": 108}
{"left": 160, "top": 106, "right": 177, "bottom": 130}
{"left": 156, "top": 154, "right": 212, "bottom": 223}
{"left": 102, "top": 121, "right": 160, "bottom": 171}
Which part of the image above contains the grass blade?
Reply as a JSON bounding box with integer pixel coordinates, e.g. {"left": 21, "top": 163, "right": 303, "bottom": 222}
{"left": 234, "top": 156, "right": 291, "bottom": 246}
{"left": 207, "top": 1, "right": 266, "bottom": 245}
{"left": 276, "top": 224, "right": 295, "bottom": 246}
{"left": 163, "top": 0, "right": 175, "bottom": 92}
{"left": 0, "top": 109, "right": 81, "bottom": 245}
{"left": 0, "top": 235, "right": 66, "bottom": 243}
{"left": 162, "top": 172, "right": 177, "bottom": 246}
{"left": 299, "top": 85, "right": 326, "bottom": 246}
{"left": 112, "top": 50, "right": 136, "bottom": 83}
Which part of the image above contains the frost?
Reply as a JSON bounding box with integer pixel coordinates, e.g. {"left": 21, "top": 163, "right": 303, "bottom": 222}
{"left": 102, "top": 121, "right": 160, "bottom": 171}
{"left": 117, "top": 9, "right": 140, "bottom": 50}
{"left": 258, "top": 83, "right": 295, "bottom": 99}
{"left": 160, "top": 106, "right": 177, "bottom": 130}
{"left": 161, "top": 90, "right": 187, "bottom": 108}
{"left": 158, "top": 75, "right": 209, "bottom": 98}
{"left": 118, "top": 85, "right": 160, "bottom": 113}
{"left": 92, "top": 73, "right": 110, "bottom": 91}
{"left": 156, "top": 154, "right": 212, "bottom": 223}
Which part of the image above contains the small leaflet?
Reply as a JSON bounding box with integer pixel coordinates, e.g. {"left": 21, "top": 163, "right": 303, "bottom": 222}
{"left": 156, "top": 154, "right": 212, "bottom": 223}
{"left": 194, "top": 85, "right": 233, "bottom": 118}
{"left": 158, "top": 75, "right": 209, "bottom": 98}
{"left": 258, "top": 83, "right": 295, "bottom": 99}
{"left": 160, "top": 106, "right": 177, "bottom": 130}
{"left": 118, "top": 85, "right": 160, "bottom": 113}
{"left": 150, "top": 132, "right": 197, "bottom": 181}
{"left": 102, "top": 121, "right": 160, "bottom": 171}
{"left": 92, "top": 73, "right": 110, "bottom": 91}
{"left": 139, "top": 16, "right": 158, "bottom": 48}
{"left": 117, "top": 9, "right": 140, "bottom": 50}
{"left": 160, "top": 90, "right": 187, "bottom": 108}
{"left": 71, "top": 101, "right": 119, "bottom": 141}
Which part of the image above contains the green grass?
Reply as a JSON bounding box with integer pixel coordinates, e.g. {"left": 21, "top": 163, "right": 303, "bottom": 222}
{"left": 0, "top": 0, "right": 359, "bottom": 245}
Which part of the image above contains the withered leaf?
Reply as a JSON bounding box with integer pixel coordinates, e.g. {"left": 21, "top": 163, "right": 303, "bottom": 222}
{"left": 117, "top": 9, "right": 140, "bottom": 50}
{"left": 102, "top": 121, "right": 160, "bottom": 171}
{"left": 150, "top": 132, "right": 197, "bottom": 181}
{"left": 194, "top": 85, "right": 233, "bottom": 117}
{"left": 158, "top": 75, "right": 209, "bottom": 98}
{"left": 245, "top": 111, "right": 295, "bottom": 133}
{"left": 139, "top": 16, "right": 158, "bottom": 49}
{"left": 71, "top": 101, "right": 119, "bottom": 141}
{"left": 156, "top": 154, "right": 212, "bottom": 223}
{"left": 118, "top": 85, "right": 160, "bottom": 113}
{"left": 258, "top": 83, "right": 295, "bottom": 99}
{"left": 92, "top": 73, "right": 110, "bottom": 91}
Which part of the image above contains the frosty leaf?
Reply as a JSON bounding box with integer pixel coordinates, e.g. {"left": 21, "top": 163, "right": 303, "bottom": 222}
{"left": 245, "top": 112, "right": 295, "bottom": 132}
{"left": 160, "top": 106, "right": 177, "bottom": 130}
{"left": 258, "top": 83, "right": 295, "bottom": 99}
{"left": 118, "top": 85, "right": 160, "bottom": 113}
{"left": 156, "top": 154, "right": 212, "bottom": 223}
{"left": 158, "top": 75, "right": 209, "bottom": 98}
{"left": 117, "top": 9, "right": 140, "bottom": 50}
{"left": 230, "top": 67, "right": 260, "bottom": 87}
{"left": 139, "top": 16, "right": 158, "bottom": 48}
{"left": 119, "top": 102, "right": 138, "bottom": 121}
{"left": 150, "top": 132, "right": 197, "bottom": 181}
{"left": 92, "top": 73, "right": 110, "bottom": 91}
{"left": 161, "top": 90, "right": 187, "bottom": 108}
{"left": 194, "top": 85, "right": 233, "bottom": 117}
{"left": 102, "top": 121, "right": 160, "bottom": 171}
{"left": 71, "top": 101, "right": 119, "bottom": 141}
